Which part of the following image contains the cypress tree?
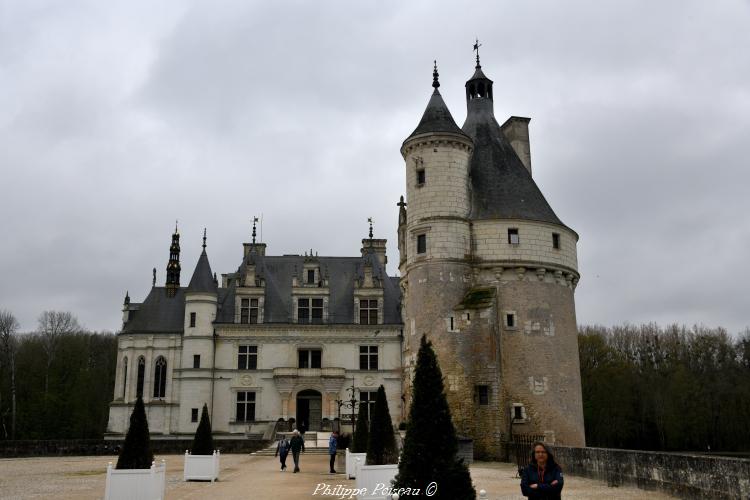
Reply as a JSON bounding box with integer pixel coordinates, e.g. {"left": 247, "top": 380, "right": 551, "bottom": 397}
{"left": 352, "top": 403, "right": 369, "bottom": 453}
{"left": 392, "top": 335, "right": 475, "bottom": 499}
{"left": 366, "top": 385, "right": 398, "bottom": 465}
{"left": 191, "top": 403, "right": 214, "bottom": 455}
{"left": 116, "top": 396, "right": 154, "bottom": 469}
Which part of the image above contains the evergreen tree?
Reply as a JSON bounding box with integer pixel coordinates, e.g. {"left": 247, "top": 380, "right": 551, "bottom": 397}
{"left": 352, "top": 403, "right": 369, "bottom": 453}
{"left": 393, "top": 335, "right": 475, "bottom": 499}
{"left": 191, "top": 403, "right": 214, "bottom": 455}
{"left": 116, "top": 396, "right": 154, "bottom": 469}
{"left": 365, "top": 385, "right": 398, "bottom": 465}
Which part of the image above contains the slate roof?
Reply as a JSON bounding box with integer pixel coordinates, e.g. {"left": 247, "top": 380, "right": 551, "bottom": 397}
{"left": 404, "top": 89, "right": 471, "bottom": 143}
{"left": 216, "top": 251, "right": 401, "bottom": 325}
{"left": 123, "top": 249, "right": 402, "bottom": 334}
{"left": 461, "top": 95, "right": 565, "bottom": 226}
{"left": 187, "top": 250, "right": 217, "bottom": 294}
{"left": 122, "top": 287, "right": 185, "bottom": 334}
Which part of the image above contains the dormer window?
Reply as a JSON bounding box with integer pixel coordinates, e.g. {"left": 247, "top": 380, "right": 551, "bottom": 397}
{"left": 298, "top": 298, "right": 323, "bottom": 324}
{"left": 359, "top": 299, "right": 379, "bottom": 325}
{"left": 240, "top": 298, "right": 259, "bottom": 324}
{"left": 307, "top": 269, "right": 315, "bottom": 284}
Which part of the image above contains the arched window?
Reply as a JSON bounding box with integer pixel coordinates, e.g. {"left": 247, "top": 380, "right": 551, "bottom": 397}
{"left": 121, "top": 357, "right": 128, "bottom": 399}
{"left": 153, "top": 356, "right": 167, "bottom": 398}
{"left": 136, "top": 356, "right": 145, "bottom": 398}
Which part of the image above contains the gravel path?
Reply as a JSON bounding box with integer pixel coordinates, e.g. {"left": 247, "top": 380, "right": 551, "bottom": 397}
{"left": 0, "top": 453, "right": 675, "bottom": 499}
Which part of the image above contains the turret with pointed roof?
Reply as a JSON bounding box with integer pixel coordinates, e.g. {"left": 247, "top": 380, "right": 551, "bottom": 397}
{"left": 187, "top": 229, "right": 218, "bottom": 294}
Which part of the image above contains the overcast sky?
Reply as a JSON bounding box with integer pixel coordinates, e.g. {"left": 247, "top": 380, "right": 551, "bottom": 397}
{"left": 1, "top": 1, "right": 748, "bottom": 335}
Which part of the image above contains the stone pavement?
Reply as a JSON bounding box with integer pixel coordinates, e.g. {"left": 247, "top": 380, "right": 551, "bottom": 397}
{"left": 0, "top": 452, "right": 676, "bottom": 499}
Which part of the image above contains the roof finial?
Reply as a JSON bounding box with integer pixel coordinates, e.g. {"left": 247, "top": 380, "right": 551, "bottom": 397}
{"left": 473, "top": 37, "right": 482, "bottom": 69}
{"left": 152, "top": 267, "right": 156, "bottom": 287}
{"left": 202, "top": 228, "right": 207, "bottom": 251}
{"left": 432, "top": 60, "right": 440, "bottom": 89}
{"left": 174, "top": 220, "right": 179, "bottom": 234}
{"left": 252, "top": 216, "right": 258, "bottom": 245}
{"left": 368, "top": 217, "right": 374, "bottom": 239}
{"left": 124, "top": 290, "right": 130, "bottom": 305}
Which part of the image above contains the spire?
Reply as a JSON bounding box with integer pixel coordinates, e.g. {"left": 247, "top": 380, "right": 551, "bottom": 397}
{"left": 202, "top": 228, "right": 207, "bottom": 252}
{"left": 187, "top": 239, "right": 217, "bottom": 294}
{"left": 403, "top": 61, "right": 470, "bottom": 144}
{"left": 124, "top": 290, "right": 130, "bottom": 305}
{"left": 165, "top": 223, "right": 181, "bottom": 297}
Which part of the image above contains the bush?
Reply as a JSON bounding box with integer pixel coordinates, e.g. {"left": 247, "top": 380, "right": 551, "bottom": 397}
{"left": 115, "top": 396, "right": 154, "bottom": 469}
{"left": 191, "top": 403, "right": 214, "bottom": 455}
{"left": 392, "top": 335, "right": 475, "bottom": 499}
{"left": 365, "top": 385, "right": 398, "bottom": 465}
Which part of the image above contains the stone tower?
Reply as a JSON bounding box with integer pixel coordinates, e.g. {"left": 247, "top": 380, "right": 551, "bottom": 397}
{"left": 400, "top": 57, "right": 585, "bottom": 458}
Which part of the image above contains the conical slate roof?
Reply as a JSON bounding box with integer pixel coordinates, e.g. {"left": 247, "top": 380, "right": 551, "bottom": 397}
{"left": 187, "top": 250, "right": 217, "bottom": 293}
{"left": 405, "top": 89, "right": 470, "bottom": 143}
{"left": 461, "top": 74, "right": 565, "bottom": 226}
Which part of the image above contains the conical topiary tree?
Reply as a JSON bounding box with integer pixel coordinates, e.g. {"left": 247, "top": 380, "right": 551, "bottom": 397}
{"left": 191, "top": 403, "right": 214, "bottom": 455}
{"left": 116, "top": 396, "right": 154, "bottom": 469}
{"left": 352, "top": 403, "right": 369, "bottom": 453}
{"left": 392, "top": 335, "right": 476, "bottom": 499}
{"left": 365, "top": 385, "right": 398, "bottom": 465}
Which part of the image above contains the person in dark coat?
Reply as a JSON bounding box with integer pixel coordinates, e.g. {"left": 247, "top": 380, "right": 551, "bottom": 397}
{"left": 289, "top": 429, "right": 305, "bottom": 473}
{"left": 521, "top": 441, "right": 564, "bottom": 499}
{"left": 274, "top": 435, "right": 290, "bottom": 471}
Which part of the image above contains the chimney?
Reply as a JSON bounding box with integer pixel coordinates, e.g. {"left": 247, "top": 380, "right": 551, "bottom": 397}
{"left": 361, "top": 238, "right": 387, "bottom": 268}
{"left": 500, "top": 116, "right": 532, "bottom": 175}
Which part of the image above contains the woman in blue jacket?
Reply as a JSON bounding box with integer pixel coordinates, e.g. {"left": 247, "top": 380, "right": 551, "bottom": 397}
{"left": 521, "top": 441, "right": 564, "bottom": 499}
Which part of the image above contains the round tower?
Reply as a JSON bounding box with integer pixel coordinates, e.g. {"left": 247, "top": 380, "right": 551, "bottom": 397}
{"left": 399, "top": 63, "right": 476, "bottom": 433}
{"left": 460, "top": 54, "right": 586, "bottom": 450}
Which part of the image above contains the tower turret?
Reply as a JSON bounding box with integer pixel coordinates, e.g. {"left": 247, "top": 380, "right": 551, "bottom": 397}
{"left": 165, "top": 222, "right": 181, "bottom": 298}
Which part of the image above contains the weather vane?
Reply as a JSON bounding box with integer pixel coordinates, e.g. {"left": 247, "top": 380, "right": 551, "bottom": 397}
{"left": 473, "top": 37, "right": 482, "bottom": 67}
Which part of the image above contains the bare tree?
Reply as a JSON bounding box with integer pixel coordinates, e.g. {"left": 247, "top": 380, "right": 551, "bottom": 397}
{"left": 0, "top": 310, "right": 20, "bottom": 439}
{"left": 37, "top": 311, "right": 81, "bottom": 396}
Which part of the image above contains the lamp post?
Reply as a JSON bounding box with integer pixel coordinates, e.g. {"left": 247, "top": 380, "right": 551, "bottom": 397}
{"left": 335, "top": 378, "right": 359, "bottom": 433}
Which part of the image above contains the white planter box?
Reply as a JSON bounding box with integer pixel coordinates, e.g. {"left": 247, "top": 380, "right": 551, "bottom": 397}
{"left": 183, "top": 450, "right": 220, "bottom": 481}
{"left": 346, "top": 449, "right": 367, "bottom": 479}
{"left": 354, "top": 459, "right": 399, "bottom": 500}
{"left": 104, "top": 460, "right": 166, "bottom": 500}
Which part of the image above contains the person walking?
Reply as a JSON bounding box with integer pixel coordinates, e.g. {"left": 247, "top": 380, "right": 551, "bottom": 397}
{"left": 274, "top": 434, "right": 290, "bottom": 471}
{"left": 520, "top": 441, "right": 564, "bottom": 499}
{"left": 289, "top": 429, "right": 305, "bottom": 473}
{"left": 328, "top": 430, "right": 339, "bottom": 473}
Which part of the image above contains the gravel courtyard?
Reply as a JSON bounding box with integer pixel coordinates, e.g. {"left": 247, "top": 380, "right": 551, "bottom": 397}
{"left": 0, "top": 453, "right": 675, "bottom": 499}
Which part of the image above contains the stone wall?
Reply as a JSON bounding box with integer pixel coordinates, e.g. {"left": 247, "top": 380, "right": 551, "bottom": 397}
{"left": 553, "top": 446, "right": 750, "bottom": 500}
{"left": 0, "top": 438, "right": 268, "bottom": 458}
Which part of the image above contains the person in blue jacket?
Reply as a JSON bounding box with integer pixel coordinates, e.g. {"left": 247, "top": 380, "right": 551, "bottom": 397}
{"left": 521, "top": 441, "right": 564, "bottom": 499}
{"left": 328, "top": 430, "right": 339, "bottom": 473}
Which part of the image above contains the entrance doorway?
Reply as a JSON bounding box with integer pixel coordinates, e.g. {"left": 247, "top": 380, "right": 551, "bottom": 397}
{"left": 296, "top": 389, "right": 322, "bottom": 432}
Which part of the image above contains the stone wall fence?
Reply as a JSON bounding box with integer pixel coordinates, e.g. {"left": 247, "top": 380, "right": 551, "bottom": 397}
{"left": 553, "top": 445, "right": 750, "bottom": 500}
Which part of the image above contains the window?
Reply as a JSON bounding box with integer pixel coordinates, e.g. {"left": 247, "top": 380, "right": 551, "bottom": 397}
{"left": 153, "top": 356, "right": 167, "bottom": 398}
{"left": 191, "top": 408, "right": 199, "bottom": 422}
{"left": 359, "top": 299, "right": 378, "bottom": 325}
{"left": 298, "top": 349, "right": 321, "bottom": 369}
{"left": 505, "top": 313, "right": 516, "bottom": 329}
{"left": 240, "top": 298, "right": 259, "bottom": 324}
{"left": 552, "top": 233, "right": 560, "bottom": 250}
{"left": 299, "top": 298, "right": 323, "bottom": 324}
{"left": 449, "top": 316, "right": 454, "bottom": 331}
{"left": 359, "top": 345, "right": 378, "bottom": 370}
{"left": 476, "top": 385, "right": 489, "bottom": 405}
{"left": 307, "top": 269, "right": 315, "bottom": 284}
{"left": 416, "top": 168, "right": 425, "bottom": 185}
{"left": 311, "top": 298, "right": 323, "bottom": 324}
{"left": 136, "top": 357, "right": 145, "bottom": 398}
{"left": 359, "top": 390, "right": 376, "bottom": 421}
{"left": 236, "top": 391, "right": 256, "bottom": 422}
{"left": 514, "top": 406, "right": 523, "bottom": 420}
{"left": 121, "top": 357, "right": 128, "bottom": 399}
{"left": 238, "top": 345, "right": 258, "bottom": 370}
{"left": 190, "top": 312, "right": 196, "bottom": 327}
{"left": 508, "top": 228, "right": 519, "bottom": 245}
{"left": 193, "top": 354, "right": 201, "bottom": 369}
{"left": 417, "top": 234, "right": 426, "bottom": 254}
{"left": 298, "top": 298, "right": 309, "bottom": 323}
